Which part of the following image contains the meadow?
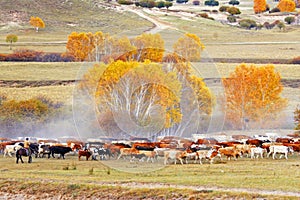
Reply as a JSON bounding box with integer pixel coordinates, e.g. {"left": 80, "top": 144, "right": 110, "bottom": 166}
{"left": 0, "top": 154, "right": 300, "bottom": 199}
{"left": 0, "top": 0, "right": 299, "bottom": 198}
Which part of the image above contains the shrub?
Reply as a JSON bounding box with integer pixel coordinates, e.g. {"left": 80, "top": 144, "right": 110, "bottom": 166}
{"left": 5, "top": 49, "right": 43, "bottom": 62}
{"left": 227, "top": 6, "right": 241, "bottom": 15}
{"left": 239, "top": 19, "right": 257, "bottom": 29}
{"left": 277, "top": 21, "right": 285, "bottom": 30}
{"left": 199, "top": 13, "right": 209, "bottom": 18}
{"left": 229, "top": 0, "right": 239, "bottom": 5}
{"left": 263, "top": 22, "right": 275, "bottom": 29}
{"left": 269, "top": 7, "right": 280, "bottom": 13}
{"left": 227, "top": 15, "right": 237, "bottom": 23}
{"left": 284, "top": 16, "right": 295, "bottom": 24}
{"left": 117, "top": 0, "right": 133, "bottom": 4}
{"left": 193, "top": 0, "right": 200, "bottom": 5}
{"left": 139, "top": 0, "right": 156, "bottom": 8}
{"left": 219, "top": 5, "right": 229, "bottom": 12}
{"left": 165, "top": 1, "right": 173, "bottom": 8}
{"left": 204, "top": 0, "right": 219, "bottom": 6}
{"left": 156, "top": 1, "right": 165, "bottom": 8}
{"left": 176, "top": 0, "right": 189, "bottom": 3}
{"left": 290, "top": 56, "right": 300, "bottom": 64}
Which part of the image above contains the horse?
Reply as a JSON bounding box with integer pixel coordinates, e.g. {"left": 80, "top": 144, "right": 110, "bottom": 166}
{"left": 16, "top": 148, "right": 32, "bottom": 164}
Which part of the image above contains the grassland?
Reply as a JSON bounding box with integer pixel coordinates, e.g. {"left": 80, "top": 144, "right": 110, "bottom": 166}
{"left": 0, "top": 155, "right": 300, "bottom": 199}
{"left": 0, "top": 0, "right": 299, "bottom": 198}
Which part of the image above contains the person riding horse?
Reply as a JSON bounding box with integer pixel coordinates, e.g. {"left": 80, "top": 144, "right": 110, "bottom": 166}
{"left": 24, "top": 138, "right": 31, "bottom": 156}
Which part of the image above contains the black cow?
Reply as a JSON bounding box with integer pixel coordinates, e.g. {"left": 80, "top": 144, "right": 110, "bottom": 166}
{"left": 49, "top": 146, "right": 72, "bottom": 159}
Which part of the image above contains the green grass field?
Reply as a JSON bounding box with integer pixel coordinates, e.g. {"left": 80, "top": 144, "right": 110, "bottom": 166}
{"left": 0, "top": 154, "right": 299, "bottom": 199}
{"left": 0, "top": 0, "right": 300, "bottom": 198}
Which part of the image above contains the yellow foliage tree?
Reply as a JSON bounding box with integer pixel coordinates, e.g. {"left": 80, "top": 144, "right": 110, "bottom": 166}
{"left": 6, "top": 34, "right": 18, "bottom": 50}
{"left": 277, "top": 0, "right": 296, "bottom": 12}
{"left": 66, "top": 32, "right": 92, "bottom": 61}
{"left": 253, "top": 0, "right": 267, "bottom": 13}
{"left": 89, "top": 60, "right": 182, "bottom": 132}
{"left": 173, "top": 33, "right": 205, "bottom": 62}
{"left": 131, "top": 33, "right": 165, "bottom": 62}
{"left": 29, "top": 16, "right": 45, "bottom": 32}
{"left": 78, "top": 33, "right": 215, "bottom": 137}
{"left": 222, "top": 64, "right": 287, "bottom": 130}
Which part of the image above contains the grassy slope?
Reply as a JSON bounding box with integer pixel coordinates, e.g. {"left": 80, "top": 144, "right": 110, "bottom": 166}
{"left": 0, "top": 0, "right": 152, "bottom": 53}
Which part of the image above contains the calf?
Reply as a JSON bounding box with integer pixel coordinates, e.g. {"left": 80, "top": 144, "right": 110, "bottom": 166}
{"left": 250, "top": 147, "right": 266, "bottom": 159}
{"left": 164, "top": 150, "right": 187, "bottom": 165}
{"left": 78, "top": 149, "right": 93, "bottom": 161}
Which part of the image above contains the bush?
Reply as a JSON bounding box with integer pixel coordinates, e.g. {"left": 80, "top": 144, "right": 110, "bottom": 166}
{"left": 5, "top": 49, "right": 43, "bottom": 62}
{"left": 227, "top": 6, "right": 241, "bottom": 15}
{"left": 138, "top": 0, "right": 155, "bottom": 7}
{"left": 277, "top": 22, "right": 285, "bottom": 30}
{"left": 204, "top": 0, "right": 219, "bottom": 6}
{"left": 227, "top": 15, "right": 237, "bottom": 23}
{"left": 117, "top": 0, "right": 133, "bottom": 4}
{"left": 269, "top": 7, "right": 280, "bottom": 13}
{"left": 263, "top": 22, "right": 275, "bottom": 29}
{"left": 284, "top": 16, "right": 295, "bottom": 24}
{"left": 229, "top": 0, "right": 239, "bottom": 5}
{"left": 290, "top": 56, "right": 300, "bottom": 64}
{"left": 199, "top": 13, "right": 209, "bottom": 18}
{"left": 156, "top": 1, "right": 165, "bottom": 8}
{"left": 165, "top": 1, "right": 173, "bottom": 8}
{"left": 219, "top": 5, "right": 229, "bottom": 12}
{"left": 176, "top": 0, "right": 188, "bottom": 3}
{"left": 193, "top": 0, "right": 200, "bottom": 5}
{"left": 239, "top": 19, "right": 257, "bottom": 29}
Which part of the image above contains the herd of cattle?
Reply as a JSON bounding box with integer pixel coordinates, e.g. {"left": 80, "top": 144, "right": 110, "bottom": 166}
{"left": 0, "top": 135, "right": 299, "bottom": 165}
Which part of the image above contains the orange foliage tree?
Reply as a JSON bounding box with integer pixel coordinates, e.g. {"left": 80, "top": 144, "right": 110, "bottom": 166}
{"left": 222, "top": 64, "right": 287, "bottom": 130}
{"left": 277, "top": 0, "right": 296, "bottom": 12}
{"left": 29, "top": 16, "right": 45, "bottom": 32}
{"left": 253, "top": 0, "right": 267, "bottom": 13}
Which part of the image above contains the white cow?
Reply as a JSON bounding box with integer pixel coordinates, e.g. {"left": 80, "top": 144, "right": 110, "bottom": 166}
{"left": 267, "top": 145, "right": 293, "bottom": 160}
{"left": 3, "top": 143, "right": 23, "bottom": 157}
{"left": 164, "top": 150, "right": 187, "bottom": 165}
{"left": 250, "top": 147, "right": 266, "bottom": 159}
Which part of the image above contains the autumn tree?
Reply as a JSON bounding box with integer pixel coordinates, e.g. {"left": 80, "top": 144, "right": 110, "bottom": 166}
{"left": 6, "top": 34, "right": 18, "bottom": 50}
{"left": 77, "top": 32, "right": 215, "bottom": 138}
{"left": 173, "top": 33, "right": 205, "bottom": 62}
{"left": 294, "top": 105, "right": 300, "bottom": 130}
{"left": 66, "top": 32, "right": 93, "bottom": 61}
{"left": 29, "top": 16, "right": 45, "bottom": 32}
{"left": 253, "top": 0, "right": 267, "bottom": 13}
{"left": 130, "top": 33, "right": 165, "bottom": 62}
{"left": 277, "top": 0, "right": 296, "bottom": 12}
{"left": 222, "top": 64, "right": 287, "bottom": 130}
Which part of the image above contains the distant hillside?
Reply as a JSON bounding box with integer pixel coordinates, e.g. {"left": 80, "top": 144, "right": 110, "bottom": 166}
{"left": 0, "top": 0, "right": 152, "bottom": 35}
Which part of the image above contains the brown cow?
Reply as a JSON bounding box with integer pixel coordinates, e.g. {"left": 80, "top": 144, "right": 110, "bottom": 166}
{"left": 218, "top": 147, "right": 241, "bottom": 160}
{"left": 276, "top": 138, "right": 292, "bottom": 143}
{"left": 78, "top": 150, "right": 92, "bottom": 161}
